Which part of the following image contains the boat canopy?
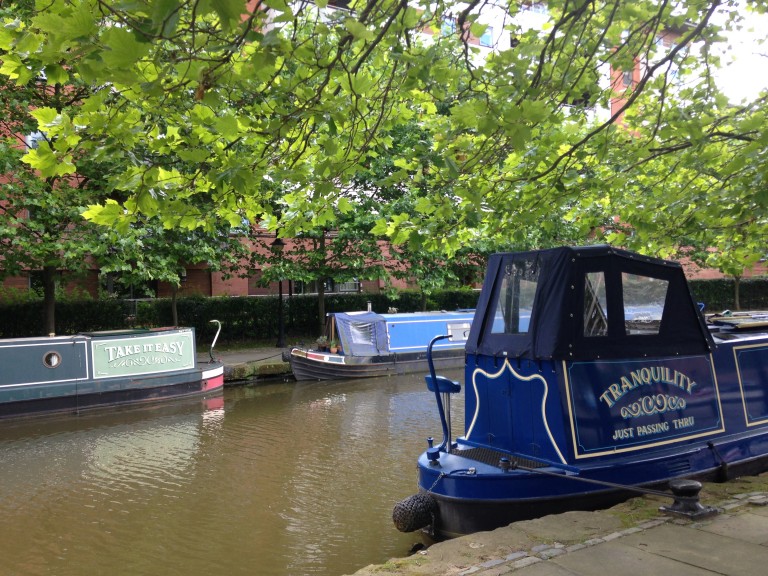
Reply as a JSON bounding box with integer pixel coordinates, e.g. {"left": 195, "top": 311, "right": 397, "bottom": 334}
{"left": 466, "top": 245, "right": 715, "bottom": 361}
{"left": 333, "top": 312, "right": 390, "bottom": 357}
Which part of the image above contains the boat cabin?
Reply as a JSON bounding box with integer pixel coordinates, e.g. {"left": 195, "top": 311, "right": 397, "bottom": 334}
{"left": 327, "top": 310, "right": 473, "bottom": 357}
{"left": 466, "top": 245, "right": 714, "bottom": 361}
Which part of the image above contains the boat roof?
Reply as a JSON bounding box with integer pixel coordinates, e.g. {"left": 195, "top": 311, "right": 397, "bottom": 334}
{"left": 332, "top": 310, "right": 474, "bottom": 321}
{"left": 330, "top": 310, "right": 474, "bottom": 357}
{"left": 466, "top": 245, "right": 715, "bottom": 361}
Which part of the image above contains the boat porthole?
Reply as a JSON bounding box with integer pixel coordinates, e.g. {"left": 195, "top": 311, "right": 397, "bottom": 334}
{"left": 43, "top": 351, "right": 62, "bottom": 369}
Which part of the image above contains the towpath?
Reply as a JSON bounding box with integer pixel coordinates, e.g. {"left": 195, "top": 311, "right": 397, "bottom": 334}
{"left": 350, "top": 474, "right": 768, "bottom": 576}
{"left": 197, "top": 347, "right": 292, "bottom": 384}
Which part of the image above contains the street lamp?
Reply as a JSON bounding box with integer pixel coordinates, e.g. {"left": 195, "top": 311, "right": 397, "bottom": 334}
{"left": 271, "top": 236, "right": 286, "bottom": 348}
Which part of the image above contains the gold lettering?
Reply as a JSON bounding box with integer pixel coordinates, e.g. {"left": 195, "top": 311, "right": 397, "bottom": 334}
{"left": 620, "top": 376, "right": 634, "bottom": 394}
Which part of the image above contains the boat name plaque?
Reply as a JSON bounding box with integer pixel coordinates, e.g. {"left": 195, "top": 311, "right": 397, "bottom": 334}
{"left": 566, "top": 355, "right": 723, "bottom": 458}
{"left": 91, "top": 331, "right": 195, "bottom": 378}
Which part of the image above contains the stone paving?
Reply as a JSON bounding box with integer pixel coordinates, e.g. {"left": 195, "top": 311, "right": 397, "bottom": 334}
{"left": 198, "top": 347, "right": 292, "bottom": 383}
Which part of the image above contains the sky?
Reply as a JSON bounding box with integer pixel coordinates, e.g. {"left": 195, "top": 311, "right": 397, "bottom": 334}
{"left": 714, "top": 4, "right": 768, "bottom": 102}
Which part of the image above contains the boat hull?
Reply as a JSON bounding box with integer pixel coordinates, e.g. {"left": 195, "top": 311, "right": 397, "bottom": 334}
{"left": 0, "top": 329, "right": 224, "bottom": 420}
{"left": 289, "top": 347, "right": 465, "bottom": 381}
{"left": 417, "top": 446, "right": 768, "bottom": 539}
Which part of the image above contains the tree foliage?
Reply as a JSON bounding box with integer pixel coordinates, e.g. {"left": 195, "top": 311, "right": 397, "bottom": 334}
{"left": 0, "top": 67, "right": 109, "bottom": 333}
{"left": 1, "top": 0, "right": 767, "bottom": 277}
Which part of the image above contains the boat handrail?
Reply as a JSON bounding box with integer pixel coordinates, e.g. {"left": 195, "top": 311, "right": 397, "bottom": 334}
{"left": 426, "top": 334, "right": 456, "bottom": 454}
{"left": 208, "top": 319, "right": 222, "bottom": 363}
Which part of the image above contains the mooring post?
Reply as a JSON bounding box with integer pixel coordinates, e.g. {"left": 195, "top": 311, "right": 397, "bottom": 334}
{"left": 659, "top": 479, "right": 720, "bottom": 519}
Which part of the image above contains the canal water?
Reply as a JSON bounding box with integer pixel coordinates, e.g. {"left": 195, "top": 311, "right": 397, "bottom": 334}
{"left": 0, "top": 370, "right": 464, "bottom": 576}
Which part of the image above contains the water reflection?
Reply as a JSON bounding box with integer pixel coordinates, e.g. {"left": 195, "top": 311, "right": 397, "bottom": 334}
{"left": 0, "top": 370, "right": 463, "bottom": 576}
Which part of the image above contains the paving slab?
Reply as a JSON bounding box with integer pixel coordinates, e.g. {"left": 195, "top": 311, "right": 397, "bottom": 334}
{"left": 696, "top": 510, "right": 768, "bottom": 545}
{"left": 746, "top": 503, "right": 768, "bottom": 518}
{"left": 551, "top": 540, "right": 713, "bottom": 576}
{"left": 618, "top": 520, "right": 768, "bottom": 575}
{"left": 504, "top": 562, "right": 578, "bottom": 576}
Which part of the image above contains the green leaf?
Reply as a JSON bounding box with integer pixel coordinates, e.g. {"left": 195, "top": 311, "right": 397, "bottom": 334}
{"left": 344, "top": 19, "right": 374, "bottom": 40}
{"left": 337, "top": 197, "right": 353, "bottom": 213}
{"left": 82, "top": 200, "right": 126, "bottom": 226}
{"left": 177, "top": 148, "right": 212, "bottom": 163}
{"left": 32, "top": 6, "right": 97, "bottom": 39}
{"left": 22, "top": 144, "right": 59, "bottom": 178}
{"left": 470, "top": 23, "right": 488, "bottom": 38}
{"left": 214, "top": 115, "right": 240, "bottom": 140}
{"left": 43, "top": 63, "right": 69, "bottom": 85}
{"left": 30, "top": 107, "right": 59, "bottom": 127}
{"left": 100, "top": 27, "right": 151, "bottom": 70}
{"left": 262, "top": 0, "right": 290, "bottom": 14}
{"left": 151, "top": 0, "right": 182, "bottom": 37}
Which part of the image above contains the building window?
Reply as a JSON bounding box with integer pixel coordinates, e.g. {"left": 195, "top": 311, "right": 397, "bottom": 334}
{"left": 622, "top": 70, "right": 634, "bottom": 87}
{"left": 479, "top": 26, "right": 493, "bottom": 47}
{"left": 292, "top": 279, "right": 355, "bottom": 294}
{"left": 325, "top": 0, "right": 351, "bottom": 8}
{"left": 521, "top": 2, "right": 547, "bottom": 14}
{"left": 247, "top": 270, "right": 263, "bottom": 296}
{"left": 26, "top": 131, "right": 46, "bottom": 149}
{"left": 337, "top": 279, "right": 361, "bottom": 293}
{"left": 29, "top": 270, "right": 59, "bottom": 297}
{"left": 441, "top": 16, "right": 456, "bottom": 36}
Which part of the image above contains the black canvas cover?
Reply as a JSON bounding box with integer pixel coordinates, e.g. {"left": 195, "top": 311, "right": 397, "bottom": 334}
{"left": 465, "top": 245, "right": 714, "bottom": 361}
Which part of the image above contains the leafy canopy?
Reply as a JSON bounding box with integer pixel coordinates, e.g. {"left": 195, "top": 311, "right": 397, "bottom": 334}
{"left": 1, "top": 0, "right": 767, "bottom": 269}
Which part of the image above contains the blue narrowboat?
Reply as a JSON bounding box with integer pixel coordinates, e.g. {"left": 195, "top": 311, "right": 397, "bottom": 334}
{"left": 394, "top": 245, "right": 768, "bottom": 539}
{"left": 289, "top": 310, "right": 474, "bottom": 381}
{"left": 0, "top": 326, "right": 224, "bottom": 420}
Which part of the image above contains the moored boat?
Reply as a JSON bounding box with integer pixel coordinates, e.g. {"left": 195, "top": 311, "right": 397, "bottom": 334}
{"left": 0, "top": 325, "right": 224, "bottom": 419}
{"left": 393, "top": 245, "right": 768, "bottom": 539}
{"left": 289, "top": 310, "right": 474, "bottom": 381}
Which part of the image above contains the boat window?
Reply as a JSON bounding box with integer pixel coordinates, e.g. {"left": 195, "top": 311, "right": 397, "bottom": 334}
{"left": 622, "top": 273, "right": 667, "bottom": 335}
{"left": 349, "top": 322, "right": 376, "bottom": 345}
{"left": 491, "top": 260, "right": 537, "bottom": 334}
{"left": 584, "top": 272, "right": 608, "bottom": 336}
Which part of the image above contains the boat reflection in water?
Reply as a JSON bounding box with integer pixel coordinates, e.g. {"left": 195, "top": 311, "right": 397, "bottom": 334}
{"left": 0, "top": 372, "right": 449, "bottom": 576}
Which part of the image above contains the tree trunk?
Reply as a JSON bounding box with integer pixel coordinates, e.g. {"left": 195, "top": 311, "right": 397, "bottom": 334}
{"left": 171, "top": 285, "right": 179, "bottom": 326}
{"left": 42, "top": 265, "right": 56, "bottom": 335}
{"left": 734, "top": 276, "right": 741, "bottom": 311}
{"left": 317, "top": 280, "right": 326, "bottom": 336}
{"left": 317, "top": 233, "right": 326, "bottom": 335}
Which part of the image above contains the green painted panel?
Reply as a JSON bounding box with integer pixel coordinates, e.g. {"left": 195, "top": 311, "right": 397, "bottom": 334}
{"left": 0, "top": 338, "right": 88, "bottom": 387}
{"left": 91, "top": 330, "right": 196, "bottom": 379}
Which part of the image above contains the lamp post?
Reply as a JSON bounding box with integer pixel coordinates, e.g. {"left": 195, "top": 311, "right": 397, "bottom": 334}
{"left": 271, "top": 236, "right": 286, "bottom": 348}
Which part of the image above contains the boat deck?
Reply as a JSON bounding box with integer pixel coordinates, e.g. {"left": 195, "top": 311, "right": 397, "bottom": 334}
{"left": 452, "top": 446, "right": 549, "bottom": 469}
{"left": 708, "top": 311, "right": 768, "bottom": 334}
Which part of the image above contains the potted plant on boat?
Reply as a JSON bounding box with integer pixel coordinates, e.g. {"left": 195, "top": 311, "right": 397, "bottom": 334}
{"left": 315, "top": 336, "right": 328, "bottom": 351}
{"left": 329, "top": 340, "right": 339, "bottom": 354}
